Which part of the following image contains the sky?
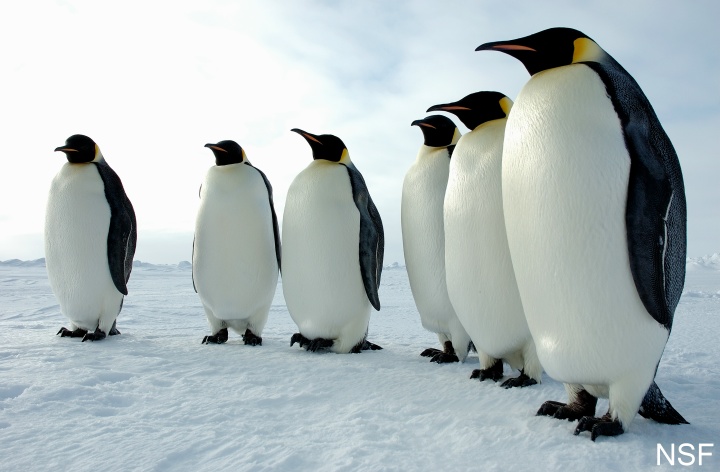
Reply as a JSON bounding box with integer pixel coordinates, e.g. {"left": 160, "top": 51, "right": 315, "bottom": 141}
{"left": 1, "top": 0, "right": 718, "bottom": 264}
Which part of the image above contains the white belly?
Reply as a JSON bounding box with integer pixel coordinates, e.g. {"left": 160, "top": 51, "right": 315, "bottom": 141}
{"left": 44, "top": 162, "right": 122, "bottom": 331}
{"left": 282, "top": 161, "right": 370, "bottom": 352}
{"left": 193, "top": 164, "right": 278, "bottom": 327}
{"left": 444, "top": 121, "right": 532, "bottom": 360}
{"left": 401, "top": 148, "right": 457, "bottom": 333}
{"left": 502, "top": 65, "right": 668, "bottom": 384}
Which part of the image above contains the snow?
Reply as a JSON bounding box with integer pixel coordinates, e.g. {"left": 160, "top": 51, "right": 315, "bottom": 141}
{"left": 0, "top": 258, "right": 718, "bottom": 471}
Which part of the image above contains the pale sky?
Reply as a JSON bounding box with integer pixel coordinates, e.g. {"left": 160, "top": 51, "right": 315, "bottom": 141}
{"left": 1, "top": 0, "right": 718, "bottom": 264}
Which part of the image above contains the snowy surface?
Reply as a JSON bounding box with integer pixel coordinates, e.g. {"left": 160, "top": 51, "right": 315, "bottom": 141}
{"left": 0, "top": 257, "right": 718, "bottom": 471}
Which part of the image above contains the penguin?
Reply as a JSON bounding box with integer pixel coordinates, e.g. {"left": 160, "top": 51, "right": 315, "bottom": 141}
{"left": 403, "top": 115, "right": 472, "bottom": 363}
{"left": 428, "top": 92, "right": 543, "bottom": 387}
{"left": 46, "top": 134, "right": 136, "bottom": 342}
{"left": 193, "top": 140, "right": 280, "bottom": 345}
{"left": 283, "top": 129, "right": 384, "bottom": 353}
{"left": 476, "top": 27, "right": 687, "bottom": 439}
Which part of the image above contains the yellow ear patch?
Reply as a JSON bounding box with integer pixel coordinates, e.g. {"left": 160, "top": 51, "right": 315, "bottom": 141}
{"left": 339, "top": 148, "right": 351, "bottom": 164}
{"left": 451, "top": 128, "right": 461, "bottom": 145}
{"left": 572, "top": 38, "right": 605, "bottom": 63}
{"left": 499, "top": 97, "right": 514, "bottom": 116}
{"left": 241, "top": 149, "right": 248, "bottom": 161}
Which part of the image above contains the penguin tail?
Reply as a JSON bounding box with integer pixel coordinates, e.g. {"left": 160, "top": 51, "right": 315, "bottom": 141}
{"left": 638, "top": 381, "right": 689, "bottom": 425}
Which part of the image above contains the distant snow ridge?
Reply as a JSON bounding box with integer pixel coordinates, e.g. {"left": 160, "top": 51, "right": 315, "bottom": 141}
{"left": 132, "top": 260, "right": 192, "bottom": 271}
{"left": 686, "top": 253, "right": 720, "bottom": 271}
{"left": 0, "top": 258, "right": 46, "bottom": 267}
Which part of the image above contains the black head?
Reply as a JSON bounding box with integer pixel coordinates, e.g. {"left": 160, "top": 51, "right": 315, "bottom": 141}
{"left": 291, "top": 128, "right": 348, "bottom": 163}
{"left": 427, "top": 91, "right": 512, "bottom": 131}
{"left": 476, "top": 27, "right": 603, "bottom": 76}
{"left": 204, "top": 140, "right": 245, "bottom": 166}
{"left": 411, "top": 115, "right": 459, "bottom": 148}
{"left": 54, "top": 134, "right": 98, "bottom": 164}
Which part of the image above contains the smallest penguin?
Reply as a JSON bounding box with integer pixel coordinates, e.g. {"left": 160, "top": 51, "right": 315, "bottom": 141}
{"left": 403, "top": 115, "right": 472, "bottom": 363}
{"left": 193, "top": 140, "right": 280, "bottom": 345}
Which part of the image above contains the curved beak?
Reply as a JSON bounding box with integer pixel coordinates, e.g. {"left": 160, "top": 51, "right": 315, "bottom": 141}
{"left": 291, "top": 128, "right": 323, "bottom": 145}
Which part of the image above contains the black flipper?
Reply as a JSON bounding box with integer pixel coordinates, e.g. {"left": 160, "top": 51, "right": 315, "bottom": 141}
{"left": 245, "top": 162, "right": 281, "bottom": 272}
{"left": 585, "top": 60, "right": 686, "bottom": 331}
{"left": 93, "top": 160, "right": 137, "bottom": 296}
{"left": 342, "top": 163, "right": 384, "bottom": 311}
{"left": 638, "top": 381, "right": 689, "bottom": 424}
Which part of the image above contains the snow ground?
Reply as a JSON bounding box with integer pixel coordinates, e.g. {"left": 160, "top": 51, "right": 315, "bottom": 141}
{"left": 0, "top": 257, "right": 718, "bottom": 471}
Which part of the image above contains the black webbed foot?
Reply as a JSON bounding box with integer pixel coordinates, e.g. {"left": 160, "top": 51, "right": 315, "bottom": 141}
{"left": 242, "top": 329, "right": 262, "bottom": 346}
{"left": 500, "top": 372, "right": 538, "bottom": 389}
{"left": 57, "top": 327, "right": 88, "bottom": 338}
{"left": 202, "top": 328, "right": 229, "bottom": 345}
{"left": 420, "top": 348, "right": 442, "bottom": 358}
{"left": 537, "top": 389, "right": 598, "bottom": 421}
{"left": 307, "top": 338, "right": 333, "bottom": 352}
{"left": 430, "top": 352, "right": 459, "bottom": 363}
{"left": 574, "top": 414, "right": 624, "bottom": 441}
{"left": 361, "top": 340, "right": 382, "bottom": 351}
{"left": 470, "top": 359, "right": 503, "bottom": 382}
{"left": 82, "top": 328, "right": 107, "bottom": 342}
{"left": 290, "top": 333, "right": 311, "bottom": 348}
{"left": 108, "top": 320, "right": 121, "bottom": 336}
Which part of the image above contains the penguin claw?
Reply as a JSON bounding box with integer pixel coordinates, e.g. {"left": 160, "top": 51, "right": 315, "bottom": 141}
{"left": 108, "top": 320, "right": 121, "bottom": 336}
{"left": 307, "top": 338, "right": 333, "bottom": 352}
{"left": 362, "top": 340, "right": 383, "bottom": 351}
{"left": 500, "top": 373, "right": 538, "bottom": 389}
{"left": 537, "top": 389, "right": 598, "bottom": 421}
{"left": 81, "top": 328, "right": 107, "bottom": 342}
{"left": 420, "top": 348, "right": 442, "bottom": 358}
{"left": 57, "top": 327, "right": 87, "bottom": 338}
{"left": 290, "top": 333, "right": 311, "bottom": 348}
{"left": 202, "top": 328, "right": 228, "bottom": 345}
{"left": 574, "top": 415, "right": 624, "bottom": 441}
{"left": 470, "top": 360, "right": 504, "bottom": 381}
{"left": 430, "top": 352, "right": 459, "bottom": 363}
{"left": 242, "top": 329, "right": 262, "bottom": 346}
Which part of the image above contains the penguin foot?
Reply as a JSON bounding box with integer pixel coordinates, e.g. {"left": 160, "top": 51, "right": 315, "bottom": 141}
{"left": 420, "top": 348, "right": 442, "bottom": 358}
{"left": 108, "top": 320, "right": 121, "bottom": 336}
{"left": 470, "top": 359, "right": 503, "bottom": 382}
{"left": 501, "top": 372, "right": 538, "bottom": 389}
{"left": 202, "top": 328, "right": 229, "bottom": 345}
{"left": 290, "top": 333, "right": 311, "bottom": 348}
{"left": 242, "top": 329, "right": 262, "bottom": 346}
{"left": 57, "top": 327, "right": 88, "bottom": 338}
{"left": 81, "top": 328, "right": 107, "bottom": 342}
{"left": 537, "top": 389, "right": 598, "bottom": 421}
{"left": 430, "top": 352, "right": 459, "bottom": 363}
{"left": 574, "top": 414, "right": 624, "bottom": 441}
{"left": 307, "top": 338, "right": 333, "bottom": 352}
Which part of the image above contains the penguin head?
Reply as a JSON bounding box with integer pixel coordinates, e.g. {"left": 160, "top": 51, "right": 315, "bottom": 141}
{"left": 476, "top": 27, "right": 606, "bottom": 76}
{"left": 204, "top": 140, "right": 247, "bottom": 166}
{"left": 427, "top": 92, "right": 512, "bottom": 131}
{"left": 411, "top": 115, "right": 460, "bottom": 148}
{"left": 54, "top": 134, "right": 101, "bottom": 164}
{"left": 291, "top": 128, "right": 350, "bottom": 164}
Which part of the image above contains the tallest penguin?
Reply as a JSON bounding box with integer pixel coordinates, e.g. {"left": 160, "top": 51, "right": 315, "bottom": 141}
{"left": 477, "top": 28, "right": 687, "bottom": 439}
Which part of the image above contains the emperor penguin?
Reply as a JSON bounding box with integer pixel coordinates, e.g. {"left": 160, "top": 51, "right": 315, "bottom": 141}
{"left": 403, "top": 115, "right": 472, "bottom": 363}
{"left": 429, "top": 92, "right": 542, "bottom": 387}
{"left": 477, "top": 27, "right": 688, "bottom": 439}
{"left": 193, "top": 140, "right": 280, "bottom": 345}
{"left": 283, "top": 129, "right": 384, "bottom": 354}
{"left": 46, "top": 134, "right": 136, "bottom": 342}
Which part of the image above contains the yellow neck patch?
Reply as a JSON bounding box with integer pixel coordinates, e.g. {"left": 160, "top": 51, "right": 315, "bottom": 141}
{"left": 572, "top": 38, "right": 605, "bottom": 63}
{"left": 339, "top": 148, "right": 351, "bottom": 164}
{"left": 451, "top": 128, "right": 461, "bottom": 145}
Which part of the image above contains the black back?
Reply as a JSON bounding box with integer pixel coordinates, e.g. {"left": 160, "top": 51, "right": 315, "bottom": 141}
{"left": 342, "top": 162, "right": 384, "bottom": 311}
{"left": 244, "top": 162, "right": 282, "bottom": 272}
{"left": 93, "top": 160, "right": 137, "bottom": 296}
{"left": 584, "top": 58, "right": 686, "bottom": 331}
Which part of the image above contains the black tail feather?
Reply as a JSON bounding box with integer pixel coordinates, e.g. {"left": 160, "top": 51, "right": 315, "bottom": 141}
{"left": 638, "top": 381, "right": 689, "bottom": 425}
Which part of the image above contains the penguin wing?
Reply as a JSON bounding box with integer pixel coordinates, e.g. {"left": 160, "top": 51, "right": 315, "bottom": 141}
{"left": 245, "top": 163, "right": 281, "bottom": 272}
{"left": 587, "top": 61, "right": 687, "bottom": 330}
{"left": 343, "top": 163, "right": 384, "bottom": 311}
{"left": 94, "top": 161, "right": 137, "bottom": 296}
